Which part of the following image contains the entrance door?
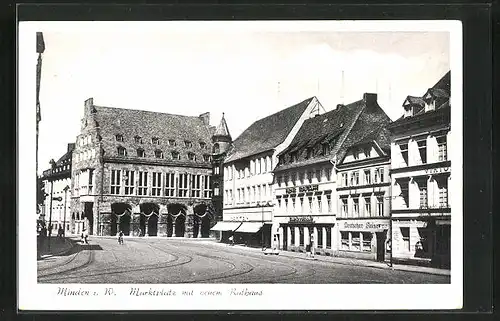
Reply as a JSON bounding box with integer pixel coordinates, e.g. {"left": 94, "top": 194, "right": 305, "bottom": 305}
{"left": 84, "top": 202, "right": 94, "bottom": 235}
{"left": 376, "top": 232, "right": 386, "bottom": 261}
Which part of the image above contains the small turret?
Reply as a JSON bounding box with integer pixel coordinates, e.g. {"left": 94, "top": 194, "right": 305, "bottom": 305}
{"left": 212, "top": 112, "right": 232, "bottom": 155}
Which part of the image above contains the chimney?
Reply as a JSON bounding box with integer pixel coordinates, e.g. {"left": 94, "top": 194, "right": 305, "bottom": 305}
{"left": 199, "top": 112, "right": 210, "bottom": 126}
{"left": 363, "top": 93, "right": 377, "bottom": 106}
{"left": 84, "top": 97, "right": 94, "bottom": 116}
{"left": 67, "top": 143, "right": 75, "bottom": 152}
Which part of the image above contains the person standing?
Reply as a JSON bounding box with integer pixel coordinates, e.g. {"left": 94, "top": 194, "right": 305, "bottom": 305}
{"left": 310, "top": 233, "right": 315, "bottom": 258}
{"left": 83, "top": 229, "right": 89, "bottom": 244}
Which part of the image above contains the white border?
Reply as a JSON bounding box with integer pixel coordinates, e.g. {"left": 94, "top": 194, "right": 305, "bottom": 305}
{"left": 18, "top": 20, "right": 463, "bottom": 311}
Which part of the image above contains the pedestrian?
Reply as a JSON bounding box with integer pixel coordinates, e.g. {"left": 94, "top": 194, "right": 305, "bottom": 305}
{"left": 118, "top": 230, "right": 124, "bottom": 245}
{"left": 83, "top": 229, "right": 89, "bottom": 244}
{"left": 228, "top": 234, "right": 234, "bottom": 246}
{"left": 310, "top": 233, "right": 315, "bottom": 258}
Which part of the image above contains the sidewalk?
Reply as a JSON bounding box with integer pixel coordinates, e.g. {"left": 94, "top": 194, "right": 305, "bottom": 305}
{"left": 37, "top": 236, "right": 76, "bottom": 260}
{"left": 204, "top": 240, "right": 450, "bottom": 276}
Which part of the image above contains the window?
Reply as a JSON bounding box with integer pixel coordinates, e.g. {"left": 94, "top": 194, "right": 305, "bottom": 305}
{"left": 325, "top": 168, "right": 332, "bottom": 181}
{"left": 134, "top": 136, "right": 142, "bottom": 143}
{"left": 362, "top": 232, "right": 372, "bottom": 252}
{"left": 88, "top": 169, "right": 94, "bottom": 193}
{"left": 152, "top": 137, "right": 160, "bottom": 145}
{"left": 184, "top": 140, "right": 193, "bottom": 148}
{"left": 299, "top": 172, "right": 305, "bottom": 185}
{"left": 341, "top": 173, "right": 348, "bottom": 187}
{"left": 137, "top": 148, "right": 146, "bottom": 157}
{"left": 203, "top": 175, "right": 211, "bottom": 198}
{"left": 258, "top": 185, "right": 262, "bottom": 201}
{"left": 178, "top": 173, "right": 189, "bottom": 197}
{"left": 191, "top": 174, "right": 201, "bottom": 198}
{"left": 199, "top": 142, "right": 206, "bottom": 149}
{"left": 350, "top": 171, "right": 359, "bottom": 186}
{"left": 123, "top": 170, "right": 135, "bottom": 195}
{"left": 299, "top": 197, "right": 304, "bottom": 212}
{"left": 437, "top": 136, "right": 447, "bottom": 161}
{"left": 291, "top": 152, "right": 298, "bottom": 163}
{"left": 291, "top": 173, "right": 297, "bottom": 186}
{"left": 291, "top": 198, "right": 296, "bottom": 211}
{"left": 400, "top": 143, "right": 409, "bottom": 165}
{"left": 188, "top": 152, "right": 196, "bottom": 161}
{"left": 262, "top": 158, "right": 267, "bottom": 172}
{"left": 306, "top": 148, "right": 313, "bottom": 159}
{"left": 374, "top": 168, "right": 384, "bottom": 183}
{"left": 317, "top": 195, "right": 322, "bottom": 213}
{"left": 322, "top": 143, "right": 329, "bottom": 155}
{"left": 351, "top": 232, "right": 361, "bottom": 250}
{"left": 316, "top": 169, "right": 322, "bottom": 183}
{"left": 117, "top": 146, "right": 127, "bottom": 156}
{"left": 155, "top": 150, "right": 164, "bottom": 159}
{"left": 171, "top": 151, "right": 180, "bottom": 160}
{"left": 214, "top": 166, "right": 220, "bottom": 175}
{"left": 341, "top": 197, "right": 348, "bottom": 217}
{"left": 317, "top": 227, "right": 323, "bottom": 247}
{"left": 364, "top": 147, "right": 371, "bottom": 158}
{"left": 398, "top": 180, "right": 409, "bottom": 207}
{"left": 290, "top": 227, "right": 295, "bottom": 245}
{"left": 283, "top": 174, "right": 289, "bottom": 187}
{"left": 326, "top": 194, "right": 332, "bottom": 212}
{"left": 416, "top": 179, "right": 428, "bottom": 208}
{"left": 307, "top": 171, "right": 313, "bottom": 184}
{"left": 164, "top": 173, "right": 175, "bottom": 197}
{"left": 400, "top": 227, "right": 410, "bottom": 251}
{"left": 203, "top": 154, "right": 211, "bottom": 162}
{"left": 353, "top": 149, "right": 360, "bottom": 160}
{"left": 299, "top": 227, "right": 304, "bottom": 246}
{"left": 137, "top": 171, "right": 148, "bottom": 196}
{"left": 326, "top": 228, "right": 332, "bottom": 249}
{"left": 110, "top": 169, "right": 121, "bottom": 195}
{"left": 151, "top": 172, "right": 162, "bottom": 196}
{"left": 364, "top": 170, "right": 371, "bottom": 185}
{"left": 115, "top": 134, "right": 124, "bottom": 142}
{"left": 417, "top": 140, "right": 427, "bottom": 164}
{"left": 353, "top": 198, "right": 359, "bottom": 217}
{"left": 364, "top": 197, "right": 371, "bottom": 217}
{"left": 308, "top": 197, "right": 313, "bottom": 213}
{"left": 168, "top": 139, "right": 176, "bottom": 146}
{"left": 277, "top": 175, "right": 282, "bottom": 187}
{"left": 341, "top": 232, "right": 350, "bottom": 250}
{"left": 252, "top": 186, "right": 256, "bottom": 202}
{"left": 376, "top": 196, "right": 384, "bottom": 216}
{"left": 436, "top": 177, "right": 449, "bottom": 208}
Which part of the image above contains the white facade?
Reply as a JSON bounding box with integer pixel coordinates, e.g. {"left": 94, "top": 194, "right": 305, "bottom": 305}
{"left": 43, "top": 177, "right": 72, "bottom": 234}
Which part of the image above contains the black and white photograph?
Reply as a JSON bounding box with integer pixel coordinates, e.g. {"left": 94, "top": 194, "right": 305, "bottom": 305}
{"left": 18, "top": 20, "right": 463, "bottom": 310}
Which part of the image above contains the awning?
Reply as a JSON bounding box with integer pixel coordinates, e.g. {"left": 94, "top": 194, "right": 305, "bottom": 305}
{"left": 235, "top": 222, "right": 265, "bottom": 233}
{"left": 210, "top": 221, "right": 242, "bottom": 232}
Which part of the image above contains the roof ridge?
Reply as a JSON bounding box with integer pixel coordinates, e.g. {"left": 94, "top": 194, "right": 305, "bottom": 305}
{"left": 94, "top": 105, "right": 207, "bottom": 120}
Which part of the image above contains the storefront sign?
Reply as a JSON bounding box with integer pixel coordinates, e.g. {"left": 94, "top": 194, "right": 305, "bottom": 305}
{"left": 288, "top": 216, "right": 315, "bottom": 224}
{"left": 425, "top": 167, "right": 450, "bottom": 174}
{"left": 226, "top": 216, "right": 250, "bottom": 222}
{"left": 393, "top": 219, "right": 428, "bottom": 228}
{"left": 341, "top": 220, "right": 389, "bottom": 231}
{"left": 298, "top": 184, "right": 319, "bottom": 193}
{"left": 285, "top": 187, "right": 296, "bottom": 194}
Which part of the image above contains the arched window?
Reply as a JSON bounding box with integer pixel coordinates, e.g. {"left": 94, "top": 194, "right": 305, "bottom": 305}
{"left": 137, "top": 148, "right": 146, "bottom": 157}
{"left": 188, "top": 152, "right": 196, "bottom": 161}
{"left": 155, "top": 150, "right": 164, "bottom": 159}
{"left": 134, "top": 136, "right": 143, "bottom": 143}
{"left": 171, "top": 151, "right": 180, "bottom": 160}
{"left": 115, "top": 134, "right": 124, "bottom": 142}
{"left": 117, "top": 146, "right": 127, "bottom": 156}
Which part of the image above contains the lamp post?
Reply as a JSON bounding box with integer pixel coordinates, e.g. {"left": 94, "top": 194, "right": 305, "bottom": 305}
{"left": 47, "top": 180, "right": 54, "bottom": 250}
{"left": 63, "top": 185, "right": 70, "bottom": 237}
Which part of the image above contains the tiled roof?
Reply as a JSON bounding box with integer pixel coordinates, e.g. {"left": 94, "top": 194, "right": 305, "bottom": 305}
{"left": 224, "top": 97, "right": 314, "bottom": 162}
{"left": 341, "top": 125, "right": 392, "bottom": 161}
{"left": 93, "top": 106, "right": 213, "bottom": 163}
{"left": 214, "top": 113, "right": 231, "bottom": 139}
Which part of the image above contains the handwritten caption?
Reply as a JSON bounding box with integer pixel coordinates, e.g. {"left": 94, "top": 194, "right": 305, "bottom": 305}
{"left": 56, "top": 287, "right": 263, "bottom": 297}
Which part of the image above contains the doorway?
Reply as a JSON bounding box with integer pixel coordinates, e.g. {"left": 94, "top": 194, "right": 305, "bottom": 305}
{"left": 282, "top": 226, "right": 288, "bottom": 251}
{"left": 376, "top": 232, "right": 386, "bottom": 262}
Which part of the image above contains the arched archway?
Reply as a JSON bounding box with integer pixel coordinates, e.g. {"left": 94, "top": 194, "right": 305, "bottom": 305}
{"left": 167, "top": 203, "right": 187, "bottom": 237}
{"left": 111, "top": 203, "right": 132, "bottom": 236}
{"left": 193, "top": 204, "right": 208, "bottom": 238}
{"left": 139, "top": 203, "right": 160, "bottom": 236}
{"left": 148, "top": 215, "right": 158, "bottom": 236}
{"left": 174, "top": 214, "right": 186, "bottom": 237}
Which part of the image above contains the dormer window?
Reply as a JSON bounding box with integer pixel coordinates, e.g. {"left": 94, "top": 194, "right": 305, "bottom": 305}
{"left": 184, "top": 140, "right": 193, "bottom": 148}
{"left": 203, "top": 154, "right": 211, "bottom": 162}
{"left": 199, "top": 142, "right": 206, "bottom": 149}
{"left": 137, "top": 148, "right": 146, "bottom": 157}
{"left": 171, "top": 151, "right": 180, "bottom": 160}
{"left": 322, "top": 143, "right": 329, "bottom": 155}
{"left": 305, "top": 148, "right": 313, "bottom": 159}
{"left": 115, "top": 134, "right": 124, "bottom": 142}
{"left": 151, "top": 137, "right": 160, "bottom": 145}
{"left": 134, "top": 136, "right": 143, "bottom": 143}
{"left": 117, "top": 146, "right": 127, "bottom": 156}
{"left": 188, "top": 152, "right": 196, "bottom": 161}
{"left": 353, "top": 148, "right": 360, "bottom": 160}
{"left": 155, "top": 150, "right": 164, "bottom": 159}
{"left": 168, "top": 139, "right": 176, "bottom": 146}
{"left": 291, "top": 152, "right": 298, "bottom": 163}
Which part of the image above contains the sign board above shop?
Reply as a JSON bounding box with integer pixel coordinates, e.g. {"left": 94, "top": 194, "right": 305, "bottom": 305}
{"left": 340, "top": 220, "right": 390, "bottom": 231}
{"left": 285, "top": 184, "right": 319, "bottom": 194}
{"left": 288, "top": 216, "right": 315, "bottom": 224}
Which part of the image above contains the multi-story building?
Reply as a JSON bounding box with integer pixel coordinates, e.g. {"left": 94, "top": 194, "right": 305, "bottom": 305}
{"left": 70, "top": 98, "right": 216, "bottom": 238}
{"left": 40, "top": 143, "right": 75, "bottom": 236}
{"left": 336, "top": 125, "right": 392, "bottom": 261}
{"left": 388, "top": 71, "right": 451, "bottom": 268}
{"left": 273, "top": 93, "right": 391, "bottom": 256}
{"left": 212, "top": 97, "right": 323, "bottom": 247}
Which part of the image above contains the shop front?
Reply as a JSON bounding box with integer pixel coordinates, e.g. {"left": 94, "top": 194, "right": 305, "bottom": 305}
{"left": 337, "top": 218, "right": 390, "bottom": 261}
{"left": 216, "top": 211, "right": 273, "bottom": 248}
{"left": 392, "top": 217, "right": 450, "bottom": 268}
{"left": 210, "top": 221, "right": 242, "bottom": 242}
{"left": 277, "top": 215, "right": 337, "bottom": 256}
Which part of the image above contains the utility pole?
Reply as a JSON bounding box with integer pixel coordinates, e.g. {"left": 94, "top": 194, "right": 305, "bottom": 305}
{"left": 47, "top": 180, "right": 54, "bottom": 250}
{"left": 63, "top": 185, "right": 70, "bottom": 237}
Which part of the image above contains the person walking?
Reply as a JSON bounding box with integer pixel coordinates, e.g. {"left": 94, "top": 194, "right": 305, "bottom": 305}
{"left": 82, "top": 229, "right": 89, "bottom": 244}
{"left": 118, "top": 230, "right": 124, "bottom": 245}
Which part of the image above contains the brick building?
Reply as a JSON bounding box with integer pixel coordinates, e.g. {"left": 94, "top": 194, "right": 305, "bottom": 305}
{"left": 273, "top": 93, "right": 391, "bottom": 257}
{"left": 388, "top": 71, "right": 451, "bottom": 268}
{"left": 70, "top": 98, "right": 216, "bottom": 237}
{"left": 40, "top": 143, "right": 75, "bottom": 236}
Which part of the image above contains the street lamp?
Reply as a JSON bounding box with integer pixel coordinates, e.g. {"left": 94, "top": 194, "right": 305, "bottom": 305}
{"left": 259, "top": 200, "right": 272, "bottom": 250}
{"left": 63, "top": 185, "right": 70, "bottom": 237}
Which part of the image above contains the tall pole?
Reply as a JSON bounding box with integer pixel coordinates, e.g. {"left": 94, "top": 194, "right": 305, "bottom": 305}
{"left": 262, "top": 204, "right": 264, "bottom": 250}
{"left": 47, "top": 180, "right": 54, "bottom": 250}
{"left": 63, "top": 185, "right": 69, "bottom": 237}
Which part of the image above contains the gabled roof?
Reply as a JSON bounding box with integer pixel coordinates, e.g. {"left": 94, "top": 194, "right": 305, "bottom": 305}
{"left": 93, "top": 106, "right": 213, "bottom": 163}
{"left": 338, "top": 126, "right": 392, "bottom": 164}
{"left": 224, "top": 97, "right": 314, "bottom": 162}
{"left": 404, "top": 95, "right": 425, "bottom": 107}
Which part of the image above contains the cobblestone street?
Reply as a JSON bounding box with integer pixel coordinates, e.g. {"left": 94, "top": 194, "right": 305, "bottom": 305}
{"left": 38, "top": 237, "right": 450, "bottom": 284}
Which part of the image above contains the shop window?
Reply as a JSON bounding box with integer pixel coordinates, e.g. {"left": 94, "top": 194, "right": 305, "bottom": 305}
{"left": 341, "top": 231, "right": 349, "bottom": 250}
{"left": 299, "top": 228, "right": 304, "bottom": 246}
{"left": 435, "top": 225, "right": 451, "bottom": 255}
{"left": 417, "top": 140, "right": 427, "bottom": 164}
{"left": 326, "top": 228, "right": 332, "bottom": 249}
{"left": 399, "top": 143, "right": 409, "bottom": 165}
{"left": 400, "top": 227, "right": 410, "bottom": 251}
{"left": 438, "top": 136, "right": 447, "bottom": 161}
{"left": 351, "top": 232, "right": 361, "bottom": 251}
{"left": 416, "top": 228, "right": 431, "bottom": 258}
{"left": 362, "top": 232, "right": 372, "bottom": 252}
{"left": 364, "top": 170, "right": 371, "bottom": 185}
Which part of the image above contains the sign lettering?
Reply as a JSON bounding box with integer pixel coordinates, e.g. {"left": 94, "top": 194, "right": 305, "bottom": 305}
{"left": 298, "top": 184, "right": 319, "bottom": 193}
{"left": 341, "top": 220, "right": 389, "bottom": 231}
{"left": 288, "top": 216, "right": 315, "bottom": 224}
{"left": 424, "top": 167, "right": 450, "bottom": 174}
{"left": 285, "top": 187, "right": 296, "bottom": 194}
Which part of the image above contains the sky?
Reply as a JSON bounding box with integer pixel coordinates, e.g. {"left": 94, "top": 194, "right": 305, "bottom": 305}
{"left": 35, "top": 23, "right": 450, "bottom": 174}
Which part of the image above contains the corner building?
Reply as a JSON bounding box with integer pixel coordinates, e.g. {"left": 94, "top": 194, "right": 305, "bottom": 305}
{"left": 388, "top": 71, "right": 451, "bottom": 268}
{"left": 71, "top": 98, "right": 216, "bottom": 237}
{"left": 273, "top": 93, "right": 391, "bottom": 257}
